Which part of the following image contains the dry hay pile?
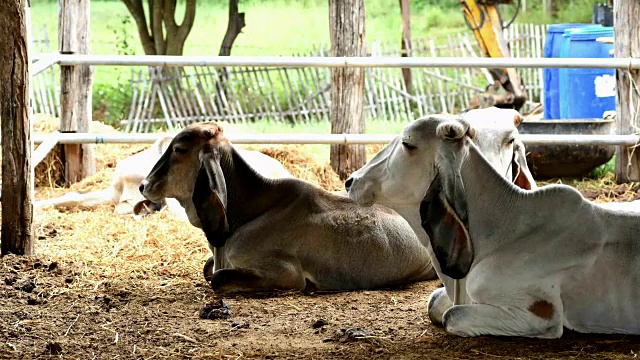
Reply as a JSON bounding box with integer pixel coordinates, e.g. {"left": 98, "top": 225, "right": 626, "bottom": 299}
{"left": 242, "top": 144, "right": 342, "bottom": 191}
{"left": 540, "top": 173, "right": 640, "bottom": 204}
{"left": 28, "top": 114, "right": 149, "bottom": 188}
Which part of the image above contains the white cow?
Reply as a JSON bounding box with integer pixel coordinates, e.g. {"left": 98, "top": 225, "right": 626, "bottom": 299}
{"left": 420, "top": 117, "right": 640, "bottom": 338}
{"left": 346, "top": 107, "right": 536, "bottom": 323}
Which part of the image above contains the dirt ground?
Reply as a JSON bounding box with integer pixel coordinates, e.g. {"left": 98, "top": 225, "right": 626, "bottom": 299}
{"left": 2, "top": 120, "right": 640, "bottom": 359}
{"left": 2, "top": 253, "right": 640, "bottom": 360}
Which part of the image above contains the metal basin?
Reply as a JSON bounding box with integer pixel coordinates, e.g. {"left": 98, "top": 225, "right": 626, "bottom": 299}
{"left": 518, "top": 119, "right": 616, "bottom": 179}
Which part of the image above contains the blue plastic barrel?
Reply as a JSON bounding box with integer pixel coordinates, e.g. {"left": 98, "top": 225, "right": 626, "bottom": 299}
{"left": 543, "top": 23, "right": 595, "bottom": 120}
{"left": 559, "top": 26, "right": 615, "bottom": 119}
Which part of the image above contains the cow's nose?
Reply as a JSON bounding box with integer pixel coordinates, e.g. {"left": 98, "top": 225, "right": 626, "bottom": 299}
{"left": 344, "top": 177, "right": 353, "bottom": 191}
{"left": 139, "top": 181, "right": 147, "bottom": 194}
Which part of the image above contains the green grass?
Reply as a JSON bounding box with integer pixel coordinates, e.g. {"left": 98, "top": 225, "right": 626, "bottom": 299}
{"left": 224, "top": 117, "right": 407, "bottom": 160}
{"left": 588, "top": 155, "right": 616, "bottom": 179}
{"left": 230, "top": 117, "right": 408, "bottom": 135}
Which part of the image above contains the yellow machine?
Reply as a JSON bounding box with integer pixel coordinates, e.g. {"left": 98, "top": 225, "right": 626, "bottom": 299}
{"left": 459, "top": 0, "right": 527, "bottom": 111}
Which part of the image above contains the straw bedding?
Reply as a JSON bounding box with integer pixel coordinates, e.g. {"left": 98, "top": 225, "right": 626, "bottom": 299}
{"left": 1, "top": 117, "right": 639, "bottom": 358}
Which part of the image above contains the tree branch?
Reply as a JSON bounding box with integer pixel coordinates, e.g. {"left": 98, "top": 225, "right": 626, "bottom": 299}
{"left": 218, "top": 0, "right": 245, "bottom": 56}
{"left": 163, "top": 0, "right": 178, "bottom": 36}
{"left": 151, "top": 0, "right": 166, "bottom": 55}
{"left": 175, "top": 0, "right": 197, "bottom": 49}
{"left": 122, "top": 0, "right": 156, "bottom": 55}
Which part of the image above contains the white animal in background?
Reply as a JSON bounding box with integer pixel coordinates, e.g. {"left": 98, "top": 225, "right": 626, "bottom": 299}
{"left": 35, "top": 135, "right": 294, "bottom": 222}
{"left": 139, "top": 122, "right": 435, "bottom": 295}
{"left": 345, "top": 107, "right": 536, "bottom": 324}
{"left": 420, "top": 117, "right": 640, "bottom": 338}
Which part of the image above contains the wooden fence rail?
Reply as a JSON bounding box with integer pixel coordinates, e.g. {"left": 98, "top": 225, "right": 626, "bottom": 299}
{"left": 25, "top": 23, "right": 548, "bottom": 131}
{"left": 122, "top": 23, "right": 548, "bottom": 131}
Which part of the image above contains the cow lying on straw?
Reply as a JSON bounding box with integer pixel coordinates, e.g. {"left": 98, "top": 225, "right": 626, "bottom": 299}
{"left": 35, "top": 135, "right": 293, "bottom": 221}
{"left": 345, "top": 107, "right": 536, "bottom": 321}
{"left": 139, "top": 122, "right": 435, "bottom": 294}
{"left": 420, "top": 117, "right": 640, "bottom": 338}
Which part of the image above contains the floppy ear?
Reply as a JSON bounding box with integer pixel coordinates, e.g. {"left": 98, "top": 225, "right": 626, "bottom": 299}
{"left": 151, "top": 135, "right": 174, "bottom": 155}
{"left": 192, "top": 148, "right": 230, "bottom": 248}
{"left": 511, "top": 139, "right": 536, "bottom": 190}
{"left": 420, "top": 173, "right": 474, "bottom": 280}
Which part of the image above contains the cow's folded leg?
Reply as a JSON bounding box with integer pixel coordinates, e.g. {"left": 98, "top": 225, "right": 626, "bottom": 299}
{"left": 427, "top": 287, "right": 453, "bottom": 327}
{"left": 209, "top": 262, "right": 305, "bottom": 295}
{"left": 442, "top": 301, "right": 563, "bottom": 339}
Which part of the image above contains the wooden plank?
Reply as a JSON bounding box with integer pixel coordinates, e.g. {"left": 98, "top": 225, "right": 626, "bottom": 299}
{"left": 295, "top": 57, "right": 322, "bottom": 121}
{"left": 238, "top": 66, "right": 263, "bottom": 120}
{"left": 307, "top": 50, "right": 330, "bottom": 121}
{"left": 1, "top": 0, "right": 34, "bottom": 255}
{"left": 448, "top": 35, "right": 463, "bottom": 112}
{"left": 261, "top": 67, "right": 285, "bottom": 122}
{"left": 202, "top": 67, "right": 225, "bottom": 120}
{"left": 399, "top": 0, "right": 412, "bottom": 94}
{"left": 124, "top": 71, "right": 141, "bottom": 132}
{"left": 136, "top": 71, "right": 155, "bottom": 133}
{"left": 58, "top": 0, "right": 95, "bottom": 185}
{"left": 329, "top": 0, "right": 366, "bottom": 179}
{"left": 178, "top": 68, "right": 201, "bottom": 124}
{"left": 226, "top": 68, "right": 247, "bottom": 124}
{"left": 192, "top": 66, "right": 216, "bottom": 119}
{"left": 283, "top": 66, "right": 310, "bottom": 123}
{"left": 411, "top": 39, "right": 428, "bottom": 115}
{"left": 458, "top": 34, "right": 473, "bottom": 108}
{"left": 274, "top": 66, "right": 297, "bottom": 123}
{"left": 246, "top": 66, "right": 269, "bottom": 120}
{"left": 33, "top": 132, "right": 60, "bottom": 166}
{"left": 429, "top": 39, "right": 448, "bottom": 112}
{"left": 169, "top": 68, "right": 192, "bottom": 127}
{"left": 417, "top": 39, "right": 436, "bottom": 113}
{"left": 32, "top": 57, "right": 58, "bottom": 76}
{"left": 382, "top": 41, "right": 399, "bottom": 122}
{"left": 614, "top": 1, "right": 640, "bottom": 182}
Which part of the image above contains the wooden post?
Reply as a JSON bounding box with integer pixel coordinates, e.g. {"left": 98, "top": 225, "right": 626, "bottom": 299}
{"left": 1, "top": 0, "right": 34, "bottom": 256}
{"left": 399, "top": 0, "right": 412, "bottom": 94}
{"left": 58, "top": 0, "right": 95, "bottom": 185}
{"left": 614, "top": 0, "right": 640, "bottom": 183}
{"left": 329, "top": 0, "right": 366, "bottom": 180}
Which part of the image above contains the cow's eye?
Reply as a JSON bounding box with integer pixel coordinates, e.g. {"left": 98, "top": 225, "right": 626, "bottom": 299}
{"left": 174, "top": 146, "right": 188, "bottom": 154}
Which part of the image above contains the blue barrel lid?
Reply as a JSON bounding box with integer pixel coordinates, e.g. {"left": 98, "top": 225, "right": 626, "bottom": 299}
{"left": 569, "top": 26, "right": 614, "bottom": 41}
{"left": 547, "top": 23, "right": 595, "bottom": 33}
{"left": 562, "top": 25, "right": 604, "bottom": 37}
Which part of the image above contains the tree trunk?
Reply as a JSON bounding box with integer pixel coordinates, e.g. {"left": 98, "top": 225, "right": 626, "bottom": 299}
{"left": 399, "top": 0, "right": 412, "bottom": 94}
{"left": 219, "top": 0, "right": 245, "bottom": 57}
{"left": 58, "top": 0, "right": 95, "bottom": 185}
{"left": 545, "top": 0, "right": 556, "bottom": 18}
{"left": 614, "top": 0, "right": 640, "bottom": 183}
{"left": 1, "top": 0, "right": 34, "bottom": 256}
{"left": 122, "top": 0, "right": 197, "bottom": 56}
{"left": 329, "top": 0, "right": 366, "bottom": 181}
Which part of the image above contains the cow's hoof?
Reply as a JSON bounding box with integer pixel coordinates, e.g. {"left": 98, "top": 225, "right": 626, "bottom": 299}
{"left": 203, "top": 257, "right": 215, "bottom": 284}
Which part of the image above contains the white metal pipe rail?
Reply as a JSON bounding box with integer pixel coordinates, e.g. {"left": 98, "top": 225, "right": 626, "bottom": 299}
{"left": 51, "top": 54, "right": 640, "bottom": 69}
{"left": 26, "top": 54, "right": 638, "bottom": 149}
{"left": 30, "top": 133, "right": 640, "bottom": 146}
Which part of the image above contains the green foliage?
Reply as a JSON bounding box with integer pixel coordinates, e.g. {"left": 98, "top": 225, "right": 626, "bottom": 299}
{"left": 106, "top": 14, "right": 136, "bottom": 56}
{"left": 587, "top": 155, "right": 616, "bottom": 179}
